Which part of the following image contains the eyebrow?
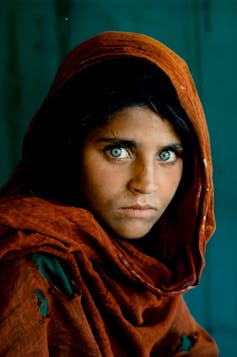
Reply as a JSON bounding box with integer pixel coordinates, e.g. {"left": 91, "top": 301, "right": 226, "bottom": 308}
{"left": 96, "top": 137, "right": 183, "bottom": 151}
{"left": 96, "top": 137, "right": 137, "bottom": 148}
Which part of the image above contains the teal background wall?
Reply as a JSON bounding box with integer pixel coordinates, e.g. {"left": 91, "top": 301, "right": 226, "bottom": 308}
{"left": 0, "top": 1, "right": 236, "bottom": 355}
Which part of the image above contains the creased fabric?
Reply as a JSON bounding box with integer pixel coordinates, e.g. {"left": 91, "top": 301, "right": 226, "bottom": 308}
{"left": 0, "top": 31, "right": 218, "bottom": 355}
{"left": 0, "top": 196, "right": 218, "bottom": 356}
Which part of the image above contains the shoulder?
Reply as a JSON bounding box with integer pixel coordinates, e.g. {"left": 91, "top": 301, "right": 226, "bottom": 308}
{"left": 0, "top": 253, "right": 75, "bottom": 303}
{"left": 0, "top": 256, "right": 51, "bottom": 355}
{"left": 0, "top": 256, "right": 50, "bottom": 315}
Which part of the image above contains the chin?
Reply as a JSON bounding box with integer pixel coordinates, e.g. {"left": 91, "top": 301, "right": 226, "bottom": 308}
{"left": 114, "top": 227, "right": 153, "bottom": 240}
{"left": 98, "top": 217, "right": 156, "bottom": 241}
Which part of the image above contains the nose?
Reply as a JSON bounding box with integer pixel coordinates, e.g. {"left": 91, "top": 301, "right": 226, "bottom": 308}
{"left": 128, "top": 160, "right": 158, "bottom": 194}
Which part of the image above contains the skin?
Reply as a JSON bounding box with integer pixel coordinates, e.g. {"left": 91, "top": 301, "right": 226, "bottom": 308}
{"left": 80, "top": 106, "right": 183, "bottom": 240}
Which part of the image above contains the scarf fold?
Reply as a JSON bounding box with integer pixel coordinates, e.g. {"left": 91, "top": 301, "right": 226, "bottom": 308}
{"left": 0, "top": 31, "right": 217, "bottom": 356}
{"left": 0, "top": 195, "right": 218, "bottom": 355}
{"left": 0, "top": 33, "right": 215, "bottom": 293}
{"left": 0, "top": 195, "right": 198, "bottom": 295}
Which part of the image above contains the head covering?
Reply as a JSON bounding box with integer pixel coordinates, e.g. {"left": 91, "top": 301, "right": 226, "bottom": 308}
{"left": 0, "top": 31, "right": 217, "bottom": 356}
{"left": 0, "top": 31, "right": 215, "bottom": 294}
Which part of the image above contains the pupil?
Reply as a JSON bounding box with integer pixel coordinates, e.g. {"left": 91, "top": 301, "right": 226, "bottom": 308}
{"left": 112, "top": 148, "right": 122, "bottom": 157}
{"left": 160, "top": 151, "right": 170, "bottom": 161}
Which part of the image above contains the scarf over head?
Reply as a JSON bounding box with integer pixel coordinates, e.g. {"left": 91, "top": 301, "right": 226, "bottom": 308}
{"left": 0, "top": 31, "right": 217, "bottom": 356}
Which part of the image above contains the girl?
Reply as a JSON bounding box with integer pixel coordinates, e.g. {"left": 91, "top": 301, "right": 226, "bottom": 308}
{"left": 0, "top": 31, "right": 218, "bottom": 356}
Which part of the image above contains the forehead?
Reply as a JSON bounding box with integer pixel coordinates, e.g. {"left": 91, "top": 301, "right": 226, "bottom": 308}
{"left": 88, "top": 106, "right": 181, "bottom": 144}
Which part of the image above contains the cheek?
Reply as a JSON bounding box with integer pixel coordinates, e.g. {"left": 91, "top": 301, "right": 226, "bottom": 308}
{"left": 172, "top": 165, "right": 183, "bottom": 187}
{"left": 80, "top": 155, "right": 123, "bottom": 204}
{"left": 161, "top": 164, "right": 183, "bottom": 198}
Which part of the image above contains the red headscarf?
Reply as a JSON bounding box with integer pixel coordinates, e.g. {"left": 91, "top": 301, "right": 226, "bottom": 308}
{"left": 0, "top": 31, "right": 217, "bottom": 356}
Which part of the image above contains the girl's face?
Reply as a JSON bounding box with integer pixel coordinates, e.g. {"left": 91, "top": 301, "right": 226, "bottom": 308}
{"left": 80, "top": 106, "right": 183, "bottom": 239}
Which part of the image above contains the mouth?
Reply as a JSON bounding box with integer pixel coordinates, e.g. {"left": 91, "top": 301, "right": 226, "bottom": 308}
{"left": 120, "top": 204, "right": 157, "bottom": 219}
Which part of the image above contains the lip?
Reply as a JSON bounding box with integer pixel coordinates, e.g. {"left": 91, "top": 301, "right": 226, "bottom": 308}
{"left": 120, "top": 204, "right": 157, "bottom": 218}
{"left": 124, "top": 204, "right": 156, "bottom": 210}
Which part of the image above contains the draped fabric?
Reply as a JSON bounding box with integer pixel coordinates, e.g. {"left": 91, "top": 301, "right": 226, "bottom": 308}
{"left": 0, "top": 32, "right": 218, "bottom": 356}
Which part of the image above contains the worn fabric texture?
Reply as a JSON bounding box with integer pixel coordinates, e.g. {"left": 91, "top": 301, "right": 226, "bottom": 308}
{"left": 0, "top": 31, "right": 218, "bottom": 356}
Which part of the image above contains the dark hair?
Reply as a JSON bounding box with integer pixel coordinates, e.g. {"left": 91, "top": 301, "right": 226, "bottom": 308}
{"left": 24, "top": 57, "right": 196, "bottom": 204}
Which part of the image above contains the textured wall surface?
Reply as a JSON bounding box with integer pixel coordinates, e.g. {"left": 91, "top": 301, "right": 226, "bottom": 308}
{"left": 0, "top": 0, "right": 236, "bottom": 355}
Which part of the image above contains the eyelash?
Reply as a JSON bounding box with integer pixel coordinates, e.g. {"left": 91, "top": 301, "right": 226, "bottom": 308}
{"left": 104, "top": 144, "right": 183, "bottom": 163}
{"left": 159, "top": 147, "right": 183, "bottom": 163}
{"left": 104, "top": 145, "right": 131, "bottom": 160}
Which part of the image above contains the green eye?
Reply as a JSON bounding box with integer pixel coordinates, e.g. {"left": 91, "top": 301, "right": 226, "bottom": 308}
{"left": 159, "top": 150, "right": 176, "bottom": 162}
{"left": 109, "top": 147, "right": 130, "bottom": 159}
{"left": 111, "top": 147, "right": 122, "bottom": 157}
